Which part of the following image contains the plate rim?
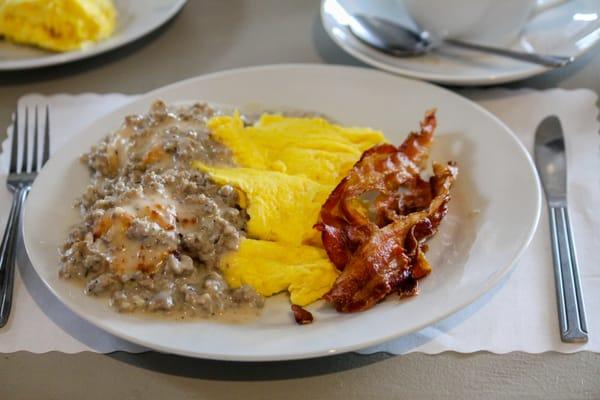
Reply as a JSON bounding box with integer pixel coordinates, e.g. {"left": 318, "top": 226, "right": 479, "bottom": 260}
{"left": 0, "top": 0, "right": 187, "bottom": 71}
{"left": 319, "top": 0, "right": 598, "bottom": 86}
{"left": 22, "top": 64, "right": 542, "bottom": 361}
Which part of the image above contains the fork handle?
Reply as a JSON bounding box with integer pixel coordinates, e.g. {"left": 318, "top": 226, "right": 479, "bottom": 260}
{"left": 549, "top": 205, "right": 588, "bottom": 343}
{"left": 0, "top": 186, "right": 29, "bottom": 328}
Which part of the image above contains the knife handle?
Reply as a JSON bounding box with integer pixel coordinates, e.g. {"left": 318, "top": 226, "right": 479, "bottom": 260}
{"left": 548, "top": 205, "right": 588, "bottom": 343}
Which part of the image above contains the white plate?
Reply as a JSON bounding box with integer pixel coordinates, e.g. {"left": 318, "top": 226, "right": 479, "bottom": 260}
{"left": 0, "top": 0, "right": 186, "bottom": 71}
{"left": 321, "top": 0, "right": 600, "bottom": 85}
{"left": 23, "top": 65, "right": 541, "bottom": 361}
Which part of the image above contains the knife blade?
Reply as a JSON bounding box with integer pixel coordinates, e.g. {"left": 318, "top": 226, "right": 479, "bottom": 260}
{"left": 534, "top": 116, "right": 588, "bottom": 343}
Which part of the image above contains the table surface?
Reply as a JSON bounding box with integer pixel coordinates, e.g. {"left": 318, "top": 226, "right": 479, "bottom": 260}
{"left": 1, "top": 1, "right": 600, "bottom": 398}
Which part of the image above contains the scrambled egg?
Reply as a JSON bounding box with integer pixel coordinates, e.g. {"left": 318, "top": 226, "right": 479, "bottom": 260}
{"left": 221, "top": 239, "right": 339, "bottom": 306}
{"left": 195, "top": 113, "right": 386, "bottom": 306}
{"left": 193, "top": 163, "right": 331, "bottom": 245}
{"left": 208, "top": 113, "right": 384, "bottom": 185}
{"left": 0, "top": 0, "right": 116, "bottom": 52}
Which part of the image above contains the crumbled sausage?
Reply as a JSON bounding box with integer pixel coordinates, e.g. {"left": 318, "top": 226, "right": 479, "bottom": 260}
{"left": 166, "top": 254, "right": 194, "bottom": 276}
{"left": 60, "top": 101, "right": 263, "bottom": 318}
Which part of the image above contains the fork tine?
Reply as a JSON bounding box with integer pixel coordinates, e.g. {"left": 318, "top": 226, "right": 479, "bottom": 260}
{"left": 31, "top": 106, "right": 39, "bottom": 172}
{"left": 9, "top": 108, "right": 18, "bottom": 174}
{"left": 42, "top": 105, "right": 50, "bottom": 166}
{"left": 20, "top": 107, "right": 29, "bottom": 173}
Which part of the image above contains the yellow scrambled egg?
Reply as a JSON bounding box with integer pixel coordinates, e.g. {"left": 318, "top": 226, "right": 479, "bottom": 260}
{"left": 193, "top": 163, "right": 331, "bottom": 246}
{"left": 0, "top": 0, "right": 116, "bottom": 52}
{"left": 208, "top": 113, "right": 384, "bottom": 185}
{"left": 194, "top": 113, "right": 386, "bottom": 306}
{"left": 221, "top": 239, "right": 340, "bottom": 306}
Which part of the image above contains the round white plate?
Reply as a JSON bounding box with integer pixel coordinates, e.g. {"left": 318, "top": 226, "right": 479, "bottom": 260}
{"left": 321, "top": 0, "right": 600, "bottom": 86}
{"left": 23, "top": 65, "right": 541, "bottom": 361}
{"left": 0, "top": 0, "right": 186, "bottom": 71}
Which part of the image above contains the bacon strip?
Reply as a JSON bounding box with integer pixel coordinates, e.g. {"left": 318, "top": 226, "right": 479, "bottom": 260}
{"left": 316, "top": 110, "right": 437, "bottom": 269}
{"left": 316, "top": 111, "right": 458, "bottom": 313}
{"left": 291, "top": 304, "right": 314, "bottom": 324}
{"left": 323, "top": 163, "right": 456, "bottom": 312}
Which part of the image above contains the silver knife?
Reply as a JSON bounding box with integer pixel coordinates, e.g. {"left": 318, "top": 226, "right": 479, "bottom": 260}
{"left": 534, "top": 116, "right": 588, "bottom": 343}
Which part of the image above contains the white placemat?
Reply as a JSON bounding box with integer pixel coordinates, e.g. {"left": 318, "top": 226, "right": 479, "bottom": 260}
{"left": 0, "top": 89, "right": 598, "bottom": 355}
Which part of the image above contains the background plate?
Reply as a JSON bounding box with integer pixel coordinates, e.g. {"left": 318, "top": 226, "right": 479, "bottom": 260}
{"left": 321, "top": 0, "right": 600, "bottom": 85}
{"left": 0, "top": 0, "right": 186, "bottom": 71}
{"left": 23, "top": 65, "right": 541, "bottom": 361}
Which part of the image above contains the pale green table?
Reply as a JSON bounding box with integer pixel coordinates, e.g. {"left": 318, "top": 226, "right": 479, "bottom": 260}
{"left": 1, "top": 1, "right": 599, "bottom": 398}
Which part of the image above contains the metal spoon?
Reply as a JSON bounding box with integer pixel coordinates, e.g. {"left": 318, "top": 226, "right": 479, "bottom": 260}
{"left": 350, "top": 14, "right": 574, "bottom": 68}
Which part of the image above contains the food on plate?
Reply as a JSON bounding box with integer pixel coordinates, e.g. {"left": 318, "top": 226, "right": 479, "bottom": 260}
{"left": 193, "top": 163, "right": 331, "bottom": 245}
{"left": 60, "top": 101, "right": 264, "bottom": 318}
{"left": 194, "top": 115, "right": 386, "bottom": 309}
{"left": 60, "top": 101, "right": 456, "bottom": 323}
{"left": 219, "top": 239, "right": 339, "bottom": 306}
{"left": 316, "top": 111, "right": 458, "bottom": 312}
{"left": 206, "top": 113, "right": 384, "bottom": 185}
{"left": 291, "top": 304, "right": 314, "bottom": 325}
{"left": 0, "top": 0, "right": 116, "bottom": 52}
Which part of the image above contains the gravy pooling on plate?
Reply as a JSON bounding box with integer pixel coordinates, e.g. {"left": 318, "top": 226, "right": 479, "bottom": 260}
{"left": 60, "top": 100, "right": 264, "bottom": 318}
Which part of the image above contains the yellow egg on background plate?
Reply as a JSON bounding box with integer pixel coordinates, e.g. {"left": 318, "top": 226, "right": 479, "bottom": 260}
{"left": 0, "top": 0, "right": 117, "bottom": 52}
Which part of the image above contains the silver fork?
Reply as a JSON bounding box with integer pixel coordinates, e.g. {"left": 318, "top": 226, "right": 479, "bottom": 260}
{"left": 0, "top": 105, "right": 50, "bottom": 327}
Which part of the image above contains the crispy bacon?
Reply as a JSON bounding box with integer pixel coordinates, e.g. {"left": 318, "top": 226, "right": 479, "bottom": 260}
{"left": 291, "top": 304, "right": 314, "bottom": 324}
{"left": 316, "top": 110, "right": 437, "bottom": 268}
{"left": 397, "top": 276, "right": 419, "bottom": 298}
{"left": 316, "top": 111, "right": 458, "bottom": 313}
{"left": 323, "top": 163, "right": 456, "bottom": 312}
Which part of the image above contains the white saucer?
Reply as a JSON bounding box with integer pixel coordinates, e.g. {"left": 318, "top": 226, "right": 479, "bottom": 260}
{"left": 321, "top": 0, "right": 600, "bottom": 86}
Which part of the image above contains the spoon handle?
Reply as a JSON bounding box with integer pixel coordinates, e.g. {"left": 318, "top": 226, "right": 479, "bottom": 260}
{"left": 443, "top": 38, "right": 574, "bottom": 68}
